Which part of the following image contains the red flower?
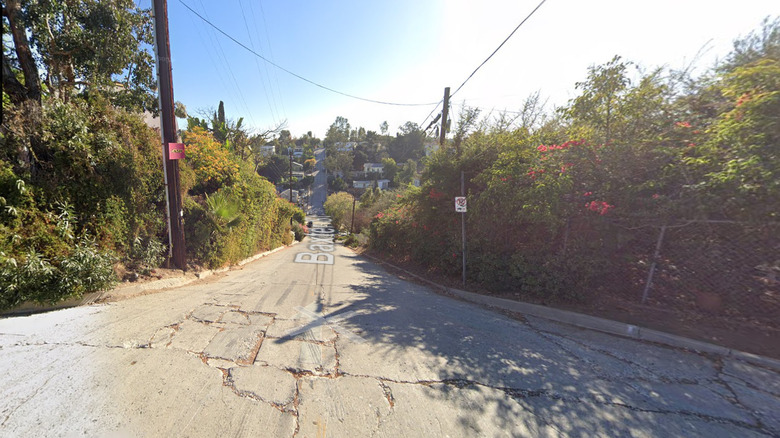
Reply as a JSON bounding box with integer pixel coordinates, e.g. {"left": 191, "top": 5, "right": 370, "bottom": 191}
{"left": 652, "top": 194, "right": 660, "bottom": 199}
{"left": 585, "top": 200, "right": 614, "bottom": 215}
{"left": 583, "top": 191, "right": 592, "bottom": 197}
{"left": 537, "top": 145, "right": 548, "bottom": 152}
{"left": 675, "top": 121, "right": 691, "bottom": 128}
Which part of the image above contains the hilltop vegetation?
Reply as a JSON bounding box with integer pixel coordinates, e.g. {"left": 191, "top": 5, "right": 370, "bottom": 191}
{"left": 353, "top": 19, "right": 780, "bottom": 316}
{"left": 1, "top": 1, "right": 302, "bottom": 309}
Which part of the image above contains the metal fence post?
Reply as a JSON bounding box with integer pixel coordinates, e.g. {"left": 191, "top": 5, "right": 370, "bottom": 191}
{"left": 641, "top": 225, "right": 667, "bottom": 304}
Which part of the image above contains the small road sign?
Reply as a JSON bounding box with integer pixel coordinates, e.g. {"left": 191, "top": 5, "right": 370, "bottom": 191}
{"left": 455, "top": 196, "right": 467, "bottom": 213}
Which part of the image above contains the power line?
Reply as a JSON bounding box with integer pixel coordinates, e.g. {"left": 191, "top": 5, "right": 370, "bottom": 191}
{"left": 256, "top": 0, "right": 287, "bottom": 119}
{"left": 194, "top": 0, "right": 258, "bottom": 127}
{"left": 419, "top": 100, "right": 444, "bottom": 132}
{"left": 450, "top": 0, "right": 548, "bottom": 98}
{"left": 238, "top": 0, "right": 281, "bottom": 124}
{"left": 177, "top": 0, "right": 439, "bottom": 107}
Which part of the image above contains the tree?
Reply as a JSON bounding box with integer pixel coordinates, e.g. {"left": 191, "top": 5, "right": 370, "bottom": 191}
{"left": 398, "top": 159, "right": 418, "bottom": 184}
{"left": 324, "top": 116, "right": 350, "bottom": 147}
{"left": 381, "top": 158, "right": 398, "bottom": 183}
{"left": 387, "top": 122, "right": 426, "bottom": 162}
{"left": 565, "top": 56, "right": 632, "bottom": 144}
{"left": 689, "top": 57, "right": 780, "bottom": 220}
{"left": 323, "top": 192, "right": 354, "bottom": 231}
{"left": 380, "top": 121, "right": 389, "bottom": 135}
{"left": 256, "top": 154, "right": 289, "bottom": 184}
{"left": 4, "top": 0, "right": 157, "bottom": 110}
{"left": 324, "top": 150, "right": 353, "bottom": 177}
{"left": 2, "top": 0, "right": 42, "bottom": 105}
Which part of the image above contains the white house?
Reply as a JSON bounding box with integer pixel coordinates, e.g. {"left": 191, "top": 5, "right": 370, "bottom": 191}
{"left": 353, "top": 180, "right": 372, "bottom": 189}
{"left": 259, "top": 144, "right": 275, "bottom": 156}
{"left": 377, "top": 179, "right": 391, "bottom": 190}
{"left": 363, "top": 162, "right": 384, "bottom": 173}
{"left": 335, "top": 142, "right": 356, "bottom": 152}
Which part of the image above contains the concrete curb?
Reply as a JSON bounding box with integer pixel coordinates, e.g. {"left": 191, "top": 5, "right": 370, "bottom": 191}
{"left": 360, "top": 252, "right": 780, "bottom": 372}
{"left": 0, "top": 241, "right": 300, "bottom": 316}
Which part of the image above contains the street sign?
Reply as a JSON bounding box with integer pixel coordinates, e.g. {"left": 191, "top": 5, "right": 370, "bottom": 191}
{"left": 455, "top": 196, "right": 467, "bottom": 213}
{"left": 168, "top": 142, "right": 185, "bottom": 160}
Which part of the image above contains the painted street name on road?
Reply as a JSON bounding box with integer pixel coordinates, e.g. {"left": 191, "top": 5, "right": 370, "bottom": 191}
{"left": 294, "top": 217, "right": 336, "bottom": 265}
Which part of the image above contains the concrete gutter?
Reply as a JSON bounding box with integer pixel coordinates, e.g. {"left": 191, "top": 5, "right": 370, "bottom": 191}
{"left": 360, "top": 252, "right": 780, "bottom": 372}
{"left": 0, "top": 241, "right": 300, "bottom": 316}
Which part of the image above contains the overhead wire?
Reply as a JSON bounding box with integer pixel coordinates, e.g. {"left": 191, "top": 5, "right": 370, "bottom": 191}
{"left": 177, "top": 0, "right": 439, "bottom": 108}
{"left": 248, "top": 0, "right": 284, "bottom": 123}
{"left": 256, "top": 0, "right": 287, "bottom": 119}
{"left": 423, "top": 0, "right": 548, "bottom": 137}
{"left": 450, "top": 0, "right": 548, "bottom": 99}
{"left": 194, "top": 0, "right": 259, "bottom": 127}
{"left": 238, "top": 0, "right": 280, "bottom": 125}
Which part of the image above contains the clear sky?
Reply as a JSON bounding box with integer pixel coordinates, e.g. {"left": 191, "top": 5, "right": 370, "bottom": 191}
{"left": 141, "top": 0, "right": 778, "bottom": 139}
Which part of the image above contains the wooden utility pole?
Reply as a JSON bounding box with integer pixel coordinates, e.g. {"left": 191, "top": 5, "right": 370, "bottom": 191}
{"left": 289, "top": 148, "right": 294, "bottom": 226}
{"left": 440, "top": 86, "right": 465, "bottom": 287}
{"left": 350, "top": 193, "right": 356, "bottom": 235}
{"left": 289, "top": 148, "right": 293, "bottom": 203}
{"left": 152, "top": 0, "right": 186, "bottom": 270}
{"left": 439, "top": 87, "right": 450, "bottom": 147}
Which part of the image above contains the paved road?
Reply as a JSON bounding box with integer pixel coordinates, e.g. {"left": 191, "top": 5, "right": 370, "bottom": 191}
{"left": 1, "top": 221, "right": 779, "bottom": 436}
{"left": 1, "top": 148, "right": 779, "bottom": 436}
{"left": 308, "top": 148, "right": 327, "bottom": 216}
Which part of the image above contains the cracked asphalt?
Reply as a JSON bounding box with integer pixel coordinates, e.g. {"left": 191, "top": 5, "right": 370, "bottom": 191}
{"left": 1, "top": 219, "right": 779, "bottom": 437}
{"left": 1, "top": 153, "right": 779, "bottom": 437}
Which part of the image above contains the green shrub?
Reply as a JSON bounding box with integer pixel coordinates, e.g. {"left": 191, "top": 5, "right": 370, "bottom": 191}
{"left": 0, "top": 236, "right": 117, "bottom": 310}
{"left": 343, "top": 233, "right": 359, "bottom": 248}
{"left": 291, "top": 223, "right": 307, "bottom": 241}
{"left": 127, "top": 235, "right": 165, "bottom": 272}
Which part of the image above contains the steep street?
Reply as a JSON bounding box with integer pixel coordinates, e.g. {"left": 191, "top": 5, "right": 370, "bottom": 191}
{"left": 1, "top": 239, "right": 779, "bottom": 435}
{"left": 0, "top": 150, "right": 778, "bottom": 437}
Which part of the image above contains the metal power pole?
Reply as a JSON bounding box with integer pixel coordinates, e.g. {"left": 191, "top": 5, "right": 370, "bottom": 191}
{"left": 151, "top": 0, "right": 186, "bottom": 270}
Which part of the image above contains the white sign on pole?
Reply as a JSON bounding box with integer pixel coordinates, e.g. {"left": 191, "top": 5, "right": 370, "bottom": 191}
{"left": 455, "top": 196, "right": 467, "bottom": 213}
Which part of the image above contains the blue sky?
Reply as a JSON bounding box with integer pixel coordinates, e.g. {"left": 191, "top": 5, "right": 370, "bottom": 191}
{"left": 141, "top": 0, "right": 778, "bottom": 138}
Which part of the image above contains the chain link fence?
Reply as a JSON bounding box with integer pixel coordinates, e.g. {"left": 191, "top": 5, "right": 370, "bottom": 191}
{"left": 568, "top": 219, "right": 780, "bottom": 355}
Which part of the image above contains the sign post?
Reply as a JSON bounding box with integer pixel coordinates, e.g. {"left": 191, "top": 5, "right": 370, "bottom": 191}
{"left": 455, "top": 191, "right": 466, "bottom": 286}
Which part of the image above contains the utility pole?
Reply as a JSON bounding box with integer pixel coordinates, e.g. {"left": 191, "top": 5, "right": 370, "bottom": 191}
{"left": 289, "top": 148, "right": 293, "bottom": 226}
{"left": 439, "top": 87, "right": 450, "bottom": 148}
{"left": 289, "top": 148, "right": 293, "bottom": 203}
{"left": 440, "top": 86, "right": 465, "bottom": 287}
{"left": 350, "top": 193, "right": 356, "bottom": 235}
{"left": 151, "top": 0, "right": 186, "bottom": 270}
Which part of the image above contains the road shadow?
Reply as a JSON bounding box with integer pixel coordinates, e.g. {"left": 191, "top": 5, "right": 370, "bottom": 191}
{"left": 278, "top": 253, "right": 767, "bottom": 436}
